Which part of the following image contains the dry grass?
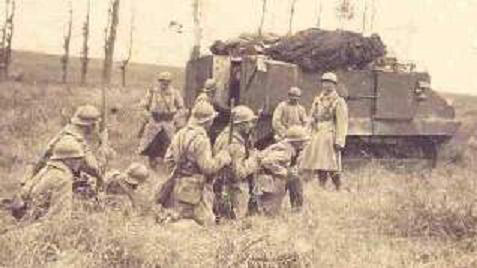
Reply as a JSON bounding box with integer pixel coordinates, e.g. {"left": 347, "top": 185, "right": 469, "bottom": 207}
{"left": 1, "top": 51, "right": 477, "bottom": 267}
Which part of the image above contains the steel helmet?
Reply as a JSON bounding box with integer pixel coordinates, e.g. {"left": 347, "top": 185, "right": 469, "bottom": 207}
{"left": 191, "top": 101, "right": 218, "bottom": 124}
{"left": 158, "top": 71, "right": 172, "bottom": 81}
{"left": 71, "top": 105, "right": 101, "bottom": 126}
{"left": 203, "top": 78, "right": 217, "bottom": 92}
{"left": 284, "top": 126, "right": 310, "bottom": 142}
{"left": 232, "top": 105, "right": 257, "bottom": 124}
{"left": 51, "top": 137, "right": 85, "bottom": 160}
{"left": 288, "top": 87, "right": 302, "bottom": 98}
{"left": 125, "top": 162, "right": 149, "bottom": 185}
{"left": 321, "top": 72, "right": 338, "bottom": 84}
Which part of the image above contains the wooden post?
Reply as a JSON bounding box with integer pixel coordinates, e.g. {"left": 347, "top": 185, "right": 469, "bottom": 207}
{"left": 103, "top": 0, "right": 120, "bottom": 84}
{"left": 61, "top": 1, "right": 73, "bottom": 84}
{"left": 80, "top": 0, "right": 91, "bottom": 85}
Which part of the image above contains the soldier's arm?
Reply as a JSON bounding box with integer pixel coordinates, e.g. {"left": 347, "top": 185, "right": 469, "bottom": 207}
{"left": 229, "top": 143, "right": 259, "bottom": 180}
{"left": 174, "top": 89, "right": 185, "bottom": 110}
{"left": 259, "top": 148, "right": 291, "bottom": 178}
{"left": 272, "top": 103, "right": 287, "bottom": 138}
{"left": 335, "top": 98, "right": 349, "bottom": 148}
{"left": 194, "top": 135, "right": 230, "bottom": 176}
{"left": 299, "top": 105, "right": 308, "bottom": 127}
{"left": 164, "top": 133, "right": 180, "bottom": 173}
{"left": 139, "top": 88, "right": 153, "bottom": 110}
{"left": 306, "top": 101, "right": 317, "bottom": 131}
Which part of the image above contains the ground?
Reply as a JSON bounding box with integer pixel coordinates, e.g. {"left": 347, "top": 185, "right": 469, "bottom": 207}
{"left": 1, "top": 51, "right": 477, "bottom": 267}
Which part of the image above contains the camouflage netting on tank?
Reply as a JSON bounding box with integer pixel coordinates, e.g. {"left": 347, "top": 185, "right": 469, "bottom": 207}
{"left": 209, "top": 28, "right": 387, "bottom": 72}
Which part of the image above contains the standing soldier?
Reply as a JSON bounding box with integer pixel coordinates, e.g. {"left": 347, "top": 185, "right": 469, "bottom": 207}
{"left": 255, "top": 126, "right": 309, "bottom": 216}
{"left": 24, "top": 105, "right": 106, "bottom": 197}
{"left": 194, "top": 78, "right": 217, "bottom": 107}
{"left": 103, "top": 162, "right": 149, "bottom": 212}
{"left": 161, "top": 101, "right": 231, "bottom": 226}
{"left": 301, "top": 72, "right": 348, "bottom": 190}
{"left": 138, "top": 71, "right": 186, "bottom": 170}
{"left": 272, "top": 86, "right": 308, "bottom": 211}
{"left": 16, "top": 137, "right": 84, "bottom": 223}
{"left": 213, "top": 105, "right": 260, "bottom": 222}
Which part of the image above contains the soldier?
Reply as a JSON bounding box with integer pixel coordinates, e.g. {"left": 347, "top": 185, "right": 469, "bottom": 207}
{"left": 138, "top": 71, "right": 186, "bottom": 170}
{"left": 272, "top": 86, "right": 308, "bottom": 211}
{"left": 213, "top": 105, "right": 260, "bottom": 222}
{"left": 24, "top": 105, "right": 106, "bottom": 197}
{"left": 255, "top": 126, "right": 309, "bottom": 216}
{"left": 17, "top": 137, "right": 84, "bottom": 223}
{"left": 301, "top": 72, "right": 349, "bottom": 190}
{"left": 161, "top": 101, "right": 231, "bottom": 226}
{"left": 194, "top": 78, "right": 217, "bottom": 106}
{"left": 103, "top": 163, "right": 149, "bottom": 212}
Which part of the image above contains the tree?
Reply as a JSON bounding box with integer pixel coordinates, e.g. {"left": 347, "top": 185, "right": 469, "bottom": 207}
{"left": 119, "top": 10, "right": 134, "bottom": 87}
{"left": 103, "top": 0, "right": 120, "bottom": 84}
{"left": 190, "top": 0, "right": 201, "bottom": 60}
{"left": 0, "top": 0, "right": 15, "bottom": 78}
{"left": 288, "top": 0, "right": 298, "bottom": 35}
{"left": 258, "top": 0, "right": 268, "bottom": 37}
{"left": 61, "top": 1, "right": 73, "bottom": 84}
{"left": 335, "top": 0, "right": 354, "bottom": 30}
{"left": 80, "top": 0, "right": 91, "bottom": 85}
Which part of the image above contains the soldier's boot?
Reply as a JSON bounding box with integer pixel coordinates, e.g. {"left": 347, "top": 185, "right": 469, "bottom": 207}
{"left": 331, "top": 173, "right": 341, "bottom": 191}
{"left": 318, "top": 171, "right": 328, "bottom": 188}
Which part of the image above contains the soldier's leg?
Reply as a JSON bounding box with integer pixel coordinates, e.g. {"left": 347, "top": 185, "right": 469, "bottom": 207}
{"left": 318, "top": 170, "right": 328, "bottom": 188}
{"left": 193, "top": 199, "right": 215, "bottom": 226}
{"left": 331, "top": 172, "right": 341, "bottom": 191}
{"left": 259, "top": 191, "right": 286, "bottom": 217}
{"left": 232, "top": 183, "right": 250, "bottom": 220}
{"left": 287, "top": 177, "right": 303, "bottom": 210}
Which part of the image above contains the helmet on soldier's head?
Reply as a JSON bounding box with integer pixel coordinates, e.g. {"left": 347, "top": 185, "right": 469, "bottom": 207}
{"left": 158, "top": 71, "right": 172, "bottom": 82}
{"left": 284, "top": 126, "right": 310, "bottom": 142}
{"left": 232, "top": 105, "right": 258, "bottom": 124}
{"left": 203, "top": 78, "right": 217, "bottom": 92}
{"left": 321, "top": 72, "right": 338, "bottom": 84}
{"left": 71, "top": 105, "right": 101, "bottom": 126}
{"left": 288, "top": 87, "right": 302, "bottom": 99}
{"left": 191, "top": 101, "right": 218, "bottom": 124}
{"left": 125, "top": 162, "right": 149, "bottom": 185}
{"left": 51, "top": 137, "right": 85, "bottom": 160}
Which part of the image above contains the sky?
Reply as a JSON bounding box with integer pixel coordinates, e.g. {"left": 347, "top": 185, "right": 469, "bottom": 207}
{"left": 3, "top": 0, "right": 477, "bottom": 94}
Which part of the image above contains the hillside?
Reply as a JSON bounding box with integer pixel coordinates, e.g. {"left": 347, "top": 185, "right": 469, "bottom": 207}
{"left": 0, "top": 51, "right": 477, "bottom": 267}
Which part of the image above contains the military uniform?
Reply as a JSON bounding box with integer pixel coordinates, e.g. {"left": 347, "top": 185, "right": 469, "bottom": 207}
{"left": 272, "top": 87, "right": 307, "bottom": 210}
{"left": 163, "top": 103, "right": 230, "bottom": 225}
{"left": 213, "top": 126, "right": 259, "bottom": 220}
{"left": 301, "top": 72, "right": 348, "bottom": 189}
{"left": 138, "top": 73, "right": 185, "bottom": 161}
{"left": 256, "top": 141, "right": 298, "bottom": 216}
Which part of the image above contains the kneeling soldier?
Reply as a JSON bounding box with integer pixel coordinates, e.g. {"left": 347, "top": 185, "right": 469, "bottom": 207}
{"left": 103, "top": 163, "right": 149, "bottom": 212}
{"left": 161, "top": 101, "right": 231, "bottom": 226}
{"left": 256, "top": 126, "right": 309, "bottom": 216}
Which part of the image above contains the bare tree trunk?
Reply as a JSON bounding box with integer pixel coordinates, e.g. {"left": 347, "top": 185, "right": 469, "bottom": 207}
{"left": 103, "top": 0, "right": 120, "bottom": 85}
{"left": 1, "top": 0, "right": 15, "bottom": 78}
{"left": 120, "top": 10, "right": 134, "bottom": 87}
{"left": 288, "top": 0, "right": 298, "bottom": 35}
{"left": 61, "top": 2, "right": 73, "bottom": 84}
{"left": 80, "top": 0, "right": 91, "bottom": 85}
{"left": 258, "top": 0, "right": 267, "bottom": 37}
{"left": 370, "top": 0, "right": 376, "bottom": 32}
{"left": 190, "top": 0, "right": 201, "bottom": 61}
{"left": 316, "top": 0, "right": 323, "bottom": 28}
{"left": 362, "top": 0, "right": 368, "bottom": 34}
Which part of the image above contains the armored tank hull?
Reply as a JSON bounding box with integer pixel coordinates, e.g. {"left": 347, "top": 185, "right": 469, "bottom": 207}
{"left": 184, "top": 55, "right": 460, "bottom": 166}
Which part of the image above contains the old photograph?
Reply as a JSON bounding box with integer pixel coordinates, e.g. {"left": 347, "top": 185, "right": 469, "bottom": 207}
{"left": 0, "top": 0, "right": 476, "bottom": 267}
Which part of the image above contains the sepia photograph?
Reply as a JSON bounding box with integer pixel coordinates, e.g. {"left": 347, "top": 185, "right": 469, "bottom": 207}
{"left": 0, "top": 0, "right": 476, "bottom": 267}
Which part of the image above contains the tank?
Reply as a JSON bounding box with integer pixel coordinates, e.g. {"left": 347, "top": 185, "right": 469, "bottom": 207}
{"left": 184, "top": 55, "right": 460, "bottom": 166}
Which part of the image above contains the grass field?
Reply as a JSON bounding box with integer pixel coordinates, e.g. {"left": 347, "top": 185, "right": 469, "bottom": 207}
{"left": 1, "top": 51, "right": 477, "bottom": 267}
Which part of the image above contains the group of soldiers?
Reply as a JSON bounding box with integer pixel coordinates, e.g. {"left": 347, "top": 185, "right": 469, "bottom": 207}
{"left": 2, "top": 70, "right": 348, "bottom": 227}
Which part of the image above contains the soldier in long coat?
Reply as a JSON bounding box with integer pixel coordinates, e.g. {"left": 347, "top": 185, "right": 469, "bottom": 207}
{"left": 19, "top": 137, "right": 85, "bottom": 223}
{"left": 255, "top": 126, "right": 309, "bottom": 216}
{"left": 213, "top": 105, "right": 260, "bottom": 222}
{"left": 300, "top": 72, "right": 348, "bottom": 190}
{"left": 162, "top": 101, "right": 231, "bottom": 226}
{"left": 103, "top": 162, "right": 149, "bottom": 212}
{"left": 272, "top": 86, "right": 308, "bottom": 211}
{"left": 138, "top": 72, "right": 186, "bottom": 170}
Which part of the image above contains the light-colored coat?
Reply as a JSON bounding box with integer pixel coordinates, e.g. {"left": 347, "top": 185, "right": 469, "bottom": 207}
{"left": 138, "top": 85, "right": 185, "bottom": 155}
{"left": 301, "top": 90, "right": 348, "bottom": 172}
{"left": 272, "top": 101, "right": 307, "bottom": 140}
